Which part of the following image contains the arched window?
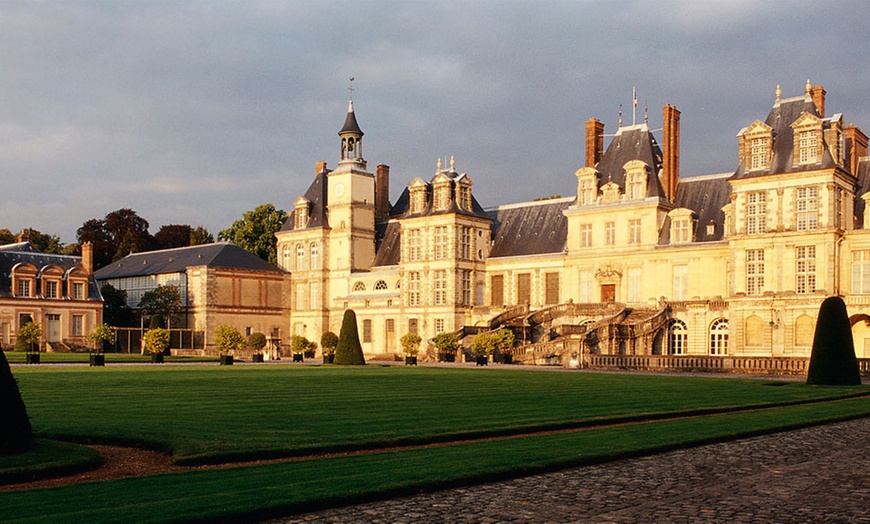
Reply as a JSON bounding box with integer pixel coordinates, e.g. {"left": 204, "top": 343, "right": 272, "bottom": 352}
{"left": 296, "top": 244, "right": 306, "bottom": 271}
{"left": 374, "top": 280, "right": 388, "bottom": 290}
{"left": 668, "top": 319, "right": 687, "bottom": 355}
{"left": 709, "top": 318, "right": 729, "bottom": 355}
{"left": 309, "top": 242, "right": 320, "bottom": 270}
{"left": 353, "top": 281, "right": 366, "bottom": 292}
{"left": 282, "top": 245, "right": 292, "bottom": 270}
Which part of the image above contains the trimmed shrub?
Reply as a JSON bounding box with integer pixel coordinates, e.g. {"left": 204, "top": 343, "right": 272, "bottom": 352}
{"left": 143, "top": 328, "right": 170, "bottom": 356}
{"left": 0, "top": 349, "right": 33, "bottom": 454}
{"left": 433, "top": 332, "right": 459, "bottom": 355}
{"left": 15, "top": 321, "right": 42, "bottom": 353}
{"left": 214, "top": 324, "right": 246, "bottom": 355}
{"left": 334, "top": 310, "right": 365, "bottom": 365}
{"left": 807, "top": 296, "right": 861, "bottom": 385}
{"left": 320, "top": 331, "right": 339, "bottom": 355}
{"left": 248, "top": 332, "right": 267, "bottom": 352}
{"left": 400, "top": 332, "right": 422, "bottom": 356}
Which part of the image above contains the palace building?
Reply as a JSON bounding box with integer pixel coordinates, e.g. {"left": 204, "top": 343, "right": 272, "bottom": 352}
{"left": 279, "top": 81, "right": 870, "bottom": 367}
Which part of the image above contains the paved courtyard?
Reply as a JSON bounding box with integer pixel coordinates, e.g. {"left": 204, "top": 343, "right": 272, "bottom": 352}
{"left": 272, "top": 417, "right": 870, "bottom": 523}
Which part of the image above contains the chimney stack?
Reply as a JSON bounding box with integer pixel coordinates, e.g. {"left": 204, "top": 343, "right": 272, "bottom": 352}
{"left": 81, "top": 241, "right": 93, "bottom": 275}
{"left": 811, "top": 84, "right": 826, "bottom": 118}
{"left": 315, "top": 161, "right": 327, "bottom": 175}
{"left": 375, "top": 164, "right": 390, "bottom": 221}
{"left": 585, "top": 118, "right": 604, "bottom": 167}
{"left": 662, "top": 104, "right": 681, "bottom": 202}
{"left": 845, "top": 125, "right": 869, "bottom": 175}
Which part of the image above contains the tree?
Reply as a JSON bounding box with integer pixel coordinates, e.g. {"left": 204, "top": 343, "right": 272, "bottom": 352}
{"left": 15, "top": 322, "right": 42, "bottom": 353}
{"left": 807, "top": 296, "right": 861, "bottom": 385}
{"left": 471, "top": 328, "right": 514, "bottom": 358}
{"left": 17, "top": 228, "right": 63, "bottom": 254}
{"left": 0, "top": 228, "right": 15, "bottom": 245}
{"left": 142, "top": 328, "right": 170, "bottom": 356}
{"left": 218, "top": 203, "right": 287, "bottom": 265}
{"left": 138, "top": 285, "right": 182, "bottom": 329}
{"left": 334, "top": 310, "right": 365, "bottom": 365}
{"left": 433, "top": 332, "right": 459, "bottom": 355}
{"left": 86, "top": 324, "right": 116, "bottom": 354}
{"left": 248, "top": 332, "right": 267, "bottom": 352}
{"left": 77, "top": 208, "right": 153, "bottom": 269}
{"left": 189, "top": 226, "right": 214, "bottom": 246}
{"left": 214, "top": 324, "right": 245, "bottom": 355}
{"left": 400, "top": 332, "right": 422, "bottom": 356}
{"left": 100, "top": 284, "right": 136, "bottom": 327}
{"left": 320, "top": 331, "right": 339, "bottom": 355}
{"left": 290, "top": 335, "right": 315, "bottom": 354}
{"left": 0, "top": 349, "right": 33, "bottom": 454}
{"left": 153, "top": 225, "right": 194, "bottom": 250}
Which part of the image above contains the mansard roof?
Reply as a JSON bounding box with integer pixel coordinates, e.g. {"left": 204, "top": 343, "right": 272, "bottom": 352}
{"left": 662, "top": 172, "right": 732, "bottom": 243}
{"left": 487, "top": 197, "right": 573, "bottom": 258}
{"left": 389, "top": 169, "right": 489, "bottom": 220}
{"left": 94, "top": 242, "right": 285, "bottom": 280}
{"left": 280, "top": 168, "right": 330, "bottom": 232}
{"left": 0, "top": 243, "right": 101, "bottom": 300}
{"left": 594, "top": 124, "right": 666, "bottom": 199}
{"left": 854, "top": 157, "right": 870, "bottom": 229}
{"left": 731, "top": 94, "right": 838, "bottom": 179}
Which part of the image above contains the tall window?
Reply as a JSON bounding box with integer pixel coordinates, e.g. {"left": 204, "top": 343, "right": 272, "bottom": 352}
{"left": 796, "top": 245, "right": 816, "bottom": 294}
{"left": 72, "top": 282, "right": 85, "bottom": 300}
{"left": 434, "top": 184, "right": 451, "bottom": 210}
{"left": 796, "top": 187, "right": 819, "bottom": 231}
{"left": 627, "top": 267, "right": 641, "bottom": 303}
{"left": 579, "top": 177, "right": 596, "bottom": 206}
{"left": 491, "top": 275, "right": 504, "bottom": 306}
{"left": 853, "top": 250, "right": 870, "bottom": 294}
{"left": 746, "top": 249, "right": 765, "bottom": 295}
{"left": 517, "top": 273, "right": 531, "bottom": 305}
{"left": 457, "top": 226, "right": 472, "bottom": 260}
{"left": 709, "top": 319, "right": 729, "bottom": 355}
{"left": 71, "top": 315, "right": 84, "bottom": 337}
{"left": 798, "top": 130, "right": 819, "bottom": 164}
{"left": 362, "top": 319, "right": 372, "bottom": 343}
{"left": 294, "top": 206, "right": 308, "bottom": 229}
{"left": 579, "top": 270, "right": 593, "bottom": 303}
{"left": 407, "top": 229, "right": 422, "bottom": 261}
{"left": 746, "top": 192, "right": 766, "bottom": 234}
{"left": 310, "top": 282, "right": 320, "bottom": 309}
{"left": 410, "top": 188, "right": 427, "bottom": 214}
{"left": 434, "top": 270, "right": 447, "bottom": 305}
{"left": 296, "top": 244, "right": 306, "bottom": 271}
{"left": 434, "top": 318, "right": 445, "bottom": 333}
{"left": 408, "top": 318, "right": 418, "bottom": 335}
{"left": 669, "top": 320, "right": 687, "bottom": 355}
{"left": 545, "top": 273, "right": 560, "bottom": 305}
{"left": 457, "top": 184, "right": 472, "bottom": 210}
{"left": 605, "top": 222, "right": 615, "bottom": 245}
{"left": 628, "top": 219, "right": 641, "bottom": 244}
{"left": 433, "top": 226, "right": 448, "bottom": 259}
{"left": 407, "top": 272, "right": 421, "bottom": 306}
{"left": 16, "top": 279, "right": 30, "bottom": 297}
{"left": 627, "top": 172, "right": 645, "bottom": 200}
{"left": 44, "top": 280, "right": 58, "bottom": 299}
{"left": 461, "top": 270, "right": 472, "bottom": 306}
{"left": 580, "top": 224, "right": 592, "bottom": 247}
{"left": 282, "top": 245, "right": 292, "bottom": 270}
{"left": 295, "top": 283, "right": 307, "bottom": 310}
{"left": 309, "top": 243, "right": 320, "bottom": 269}
{"left": 672, "top": 219, "right": 691, "bottom": 244}
{"left": 750, "top": 137, "right": 770, "bottom": 170}
{"left": 673, "top": 265, "right": 688, "bottom": 301}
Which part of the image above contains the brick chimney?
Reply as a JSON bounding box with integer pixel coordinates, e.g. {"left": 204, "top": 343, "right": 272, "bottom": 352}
{"left": 81, "top": 241, "right": 93, "bottom": 275}
{"left": 662, "top": 104, "right": 681, "bottom": 202}
{"left": 315, "top": 161, "right": 327, "bottom": 174}
{"left": 845, "top": 125, "right": 869, "bottom": 175}
{"left": 585, "top": 118, "right": 604, "bottom": 167}
{"left": 375, "top": 164, "right": 390, "bottom": 221}
{"left": 811, "top": 84, "right": 826, "bottom": 118}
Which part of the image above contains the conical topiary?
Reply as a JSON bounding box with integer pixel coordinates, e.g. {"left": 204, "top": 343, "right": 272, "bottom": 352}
{"left": 807, "top": 296, "right": 861, "bottom": 385}
{"left": 334, "top": 309, "right": 365, "bottom": 365}
{"left": 0, "top": 349, "right": 33, "bottom": 454}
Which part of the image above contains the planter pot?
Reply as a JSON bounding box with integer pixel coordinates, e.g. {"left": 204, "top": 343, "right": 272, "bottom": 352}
{"left": 151, "top": 353, "right": 164, "bottom": 364}
{"left": 220, "top": 354, "right": 233, "bottom": 366}
{"left": 89, "top": 354, "right": 105, "bottom": 367}
{"left": 438, "top": 353, "right": 455, "bottom": 363}
{"left": 475, "top": 355, "right": 488, "bottom": 366}
{"left": 293, "top": 353, "right": 304, "bottom": 362}
{"left": 405, "top": 355, "right": 417, "bottom": 366}
{"left": 251, "top": 353, "right": 264, "bottom": 363}
{"left": 494, "top": 353, "right": 513, "bottom": 364}
{"left": 26, "top": 353, "right": 40, "bottom": 364}
{"left": 322, "top": 354, "right": 334, "bottom": 364}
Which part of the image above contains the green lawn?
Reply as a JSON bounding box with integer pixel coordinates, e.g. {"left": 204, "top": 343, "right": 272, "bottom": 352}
{"left": 2, "top": 365, "right": 869, "bottom": 523}
{"left": 12, "top": 365, "right": 868, "bottom": 464}
{"left": 5, "top": 353, "right": 217, "bottom": 364}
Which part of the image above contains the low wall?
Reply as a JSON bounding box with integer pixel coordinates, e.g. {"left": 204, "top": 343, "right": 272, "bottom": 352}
{"left": 580, "top": 355, "right": 870, "bottom": 376}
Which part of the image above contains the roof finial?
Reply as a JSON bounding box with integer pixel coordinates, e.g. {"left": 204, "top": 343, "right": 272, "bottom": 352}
{"left": 775, "top": 84, "right": 781, "bottom": 102}
{"left": 643, "top": 103, "right": 648, "bottom": 125}
{"left": 450, "top": 155, "right": 455, "bottom": 170}
{"left": 437, "top": 157, "right": 442, "bottom": 171}
{"left": 805, "top": 78, "right": 812, "bottom": 95}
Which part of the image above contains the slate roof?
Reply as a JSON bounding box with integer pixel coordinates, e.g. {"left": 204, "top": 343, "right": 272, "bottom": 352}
{"left": 594, "top": 124, "right": 666, "bottom": 198}
{"left": 854, "top": 157, "right": 870, "bottom": 229}
{"left": 0, "top": 242, "right": 101, "bottom": 300}
{"left": 280, "top": 169, "right": 330, "bottom": 232}
{"left": 93, "top": 242, "right": 285, "bottom": 280}
{"left": 663, "top": 173, "right": 732, "bottom": 243}
{"left": 373, "top": 221, "right": 402, "bottom": 267}
{"left": 389, "top": 171, "right": 490, "bottom": 220}
{"left": 731, "top": 95, "right": 838, "bottom": 180}
{"left": 487, "top": 197, "right": 574, "bottom": 258}
{"left": 339, "top": 100, "right": 364, "bottom": 136}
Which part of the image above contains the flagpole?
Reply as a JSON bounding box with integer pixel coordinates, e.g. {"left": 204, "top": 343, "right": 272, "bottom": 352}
{"left": 632, "top": 86, "right": 637, "bottom": 126}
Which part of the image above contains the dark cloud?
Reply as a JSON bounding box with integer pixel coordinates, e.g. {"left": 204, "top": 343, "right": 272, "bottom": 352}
{"left": 1, "top": 0, "right": 868, "bottom": 241}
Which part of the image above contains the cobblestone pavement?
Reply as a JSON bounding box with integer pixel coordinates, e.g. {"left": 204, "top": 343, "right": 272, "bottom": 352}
{"left": 270, "top": 417, "right": 870, "bottom": 523}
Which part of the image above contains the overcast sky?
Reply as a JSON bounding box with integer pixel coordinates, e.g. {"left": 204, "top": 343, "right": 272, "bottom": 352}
{"left": 2, "top": 1, "right": 869, "bottom": 243}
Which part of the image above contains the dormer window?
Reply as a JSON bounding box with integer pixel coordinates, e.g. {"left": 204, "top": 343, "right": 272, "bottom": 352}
{"left": 740, "top": 120, "right": 773, "bottom": 172}
{"left": 668, "top": 209, "right": 696, "bottom": 244}
{"left": 294, "top": 197, "right": 310, "bottom": 229}
{"left": 750, "top": 137, "right": 770, "bottom": 170}
{"left": 623, "top": 160, "right": 648, "bottom": 200}
{"left": 575, "top": 168, "right": 599, "bottom": 206}
{"left": 17, "top": 279, "right": 31, "bottom": 297}
{"left": 798, "top": 130, "right": 819, "bottom": 164}
{"left": 433, "top": 182, "right": 451, "bottom": 211}
{"left": 456, "top": 178, "right": 472, "bottom": 210}
{"left": 791, "top": 113, "right": 823, "bottom": 166}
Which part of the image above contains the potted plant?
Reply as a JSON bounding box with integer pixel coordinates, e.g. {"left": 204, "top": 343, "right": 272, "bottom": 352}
{"left": 248, "top": 332, "right": 266, "bottom": 362}
{"left": 320, "top": 331, "right": 338, "bottom": 364}
{"left": 143, "top": 327, "right": 170, "bottom": 363}
{"left": 400, "top": 332, "right": 421, "bottom": 365}
{"left": 290, "top": 334, "right": 311, "bottom": 362}
{"left": 493, "top": 328, "right": 516, "bottom": 364}
{"left": 85, "top": 324, "right": 115, "bottom": 367}
{"left": 214, "top": 324, "right": 245, "bottom": 365}
{"left": 17, "top": 321, "right": 43, "bottom": 364}
{"left": 433, "top": 332, "right": 458, "bottom": 363}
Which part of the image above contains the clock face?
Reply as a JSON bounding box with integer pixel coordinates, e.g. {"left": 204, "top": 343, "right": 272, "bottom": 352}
{"left": 335, "top": 183, "right": 345, "bottom": 197}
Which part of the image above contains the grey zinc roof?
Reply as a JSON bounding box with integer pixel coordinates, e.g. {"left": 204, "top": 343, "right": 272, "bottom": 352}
{"left": 594, "top": 124, "right": 666, "bottom": 198}
{"left": 373, "top": 221, "right": 402, "bottom": 267}
{"left": 93, "top": 242, "right": 285, "bottom": 280}
{"left": 854, "top": 157, "right": 870, "bottom": 229}
{"left": 487, "top": 197, "right": 573, "bottom": 258}
{"left": 731, "top": 96, "right": 837, "bottom": 180}
{"left": 666, "top": 173, "right": 732, "bottom": 243}
{"left": 0, "top": 243, "right": 101, "bottom": 300}
{"left": 280, "top": 169, "right": 330, "bottom": 232}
